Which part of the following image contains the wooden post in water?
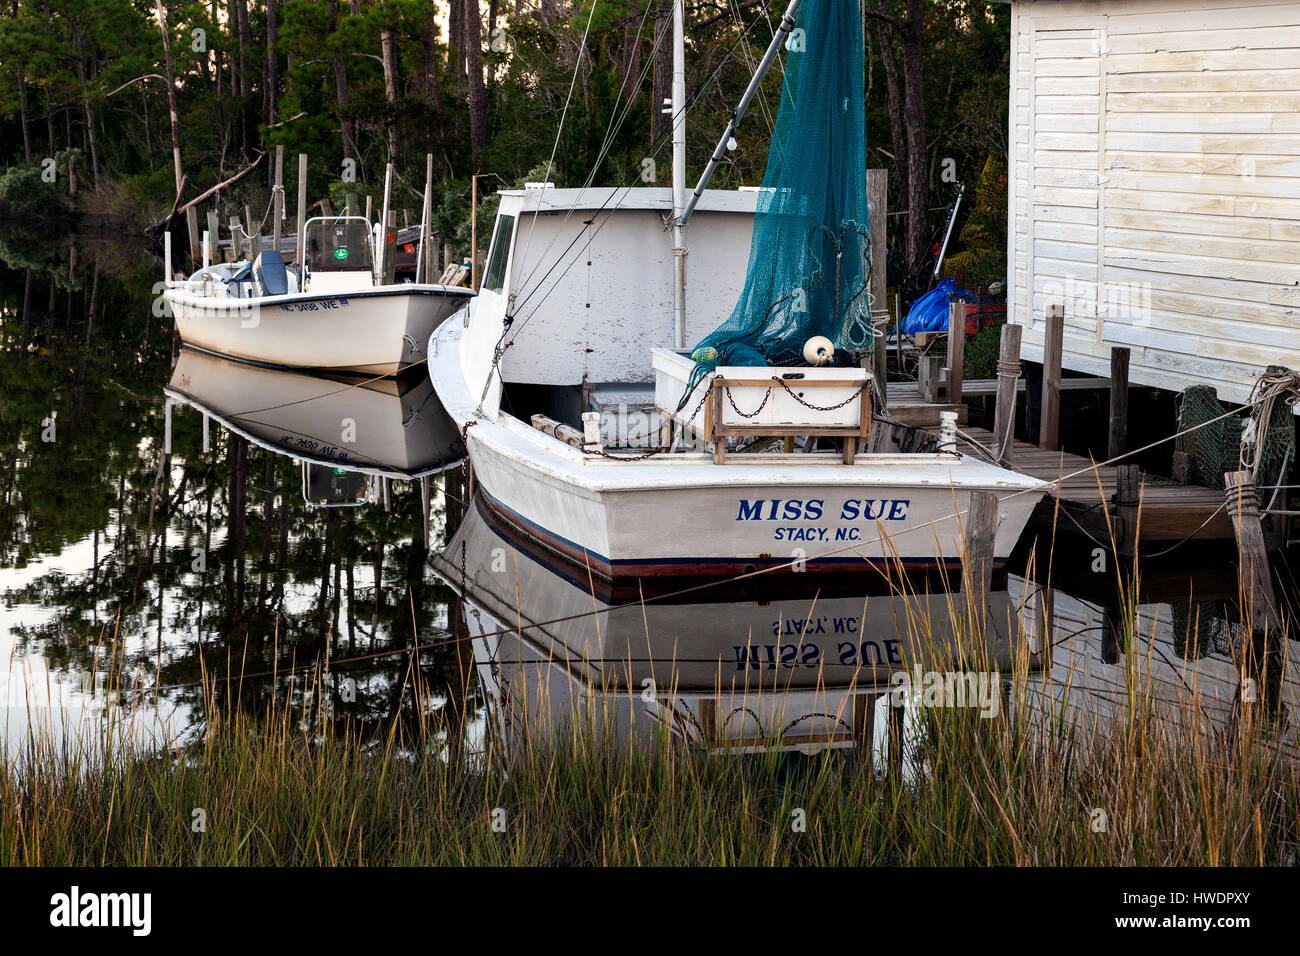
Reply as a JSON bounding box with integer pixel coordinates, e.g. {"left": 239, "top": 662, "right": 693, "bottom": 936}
{"left": 1224, "top": 471, "right": 1285, "bottom": 721}
{"left": 296, "top": 153, "right": 308, "bottom": 264}
{"left": 1108, "top": 346, "right": 1130, "bottom": 462}
{"left": 418, "top": 153, "right": 433, "bottom": 283}
{"left": 205, "top": 210, "right": 223, "bottom": 262}
{"left": 867, "top": 169, "right": 888, "bottom": 404}
{"left": 186, "top": 207, "right": 200, "bottom": 266}
{"left": 470, "top": 174, "right": 479, "bottom": 289}
{"left": 993, "top": 322, "right": 1023, "bottom": 467}
{"left": 947, "top": 296, "right": 966, "bottom": 406}
{"left": 919, "top": 354, "right": 943, "bottom": 405}
{"left": 383, "top": 210, "right": 397, "bottom": 285}
{"left": 243, "top": 204, "right": 254, "bottom": 250}
{"left": 1039, "top": 302, "right": 1064, "bottom": 451}
{"left": 229, "top": 216, "right": 242, "bottom": 259}
{"left": 895, "top": 290, "right": 903, "bottom": 362}
{"left": 1115, "top": 464, "right": 1142, "bottom": 558}
{"left": 1224, "top": 472, "right": 1283, "bottom": 633}
{"left": 272, "top": 144, "right": 284, "bottom": 252}
{"left": 964, "top": 491, "right": 998, "bottom": 638}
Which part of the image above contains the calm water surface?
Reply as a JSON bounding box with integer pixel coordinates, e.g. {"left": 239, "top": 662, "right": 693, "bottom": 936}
{"left": 1, "top": 230, "right": 1296, "bottom": 755}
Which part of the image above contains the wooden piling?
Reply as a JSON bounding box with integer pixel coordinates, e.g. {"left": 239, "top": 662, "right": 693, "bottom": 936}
{"left": 1039, "top": 302, "right": 1064, "bottom": 451}
{"left": 867, "top": 168, "right": 888, "bottom": 397}
{"left": 895, "top": 290, "right": 904, "bottom": 365}
{"left": 272, "top": 144, "right": 284, "bottom": 252}
{"left": 470, "top": 174, "right": 479, "bottom": 289}
{"left": 296, "top": 152, "right": 308, "bottom": 264}
{"left": 205, "top": 210, "right": 221, "bottom": 261}
{"left": 964, "top": 490, "right": 998, "bottom": 636}
{"left": 1109, "top": 346, "right": 1130, "bottom": 462}
{"left": 383, "top": 210, "right": 397, "bottom": 285}
{"left": 1224, "top": 471, "right": 1285, "bottom": 721}
{"left": 243, "top": 204, "right": 254, "bottom": 250}
{"left": 947, "top": 296, "right": 966, "bottom": 406}
{"left": 186, "top": 206, "right": 200, "bottom": 266}
{"left": 1115, "top": 464, "right": 1142, "bottom": 557}
{"left": 919, "top": 354, "right": 943, "bottom": 405}
{"left": 1224, "top": 472, "right": 1283, "bottom": 633}
{"left": 993, "top": 322, "right": 1023, "bottom": 467}
{"left": 419, "top": 153, "right": 434, "bottom": 283}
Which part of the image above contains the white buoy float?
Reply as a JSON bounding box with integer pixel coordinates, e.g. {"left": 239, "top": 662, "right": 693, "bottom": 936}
{"left": 803, "top": 335, "right": 835, "bottom": 366}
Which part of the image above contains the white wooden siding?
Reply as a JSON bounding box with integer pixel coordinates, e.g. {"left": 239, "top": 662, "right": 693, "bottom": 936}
{"left": 1008, "top": 0, "right": 1300, "bottom": 407}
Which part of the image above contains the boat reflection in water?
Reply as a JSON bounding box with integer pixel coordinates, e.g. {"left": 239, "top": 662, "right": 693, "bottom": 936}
{"left": 433, "top": 497, "right": 1042, "bottom": 760}
{"left": 166, "top": 347, "right": 466, "bottom": 488}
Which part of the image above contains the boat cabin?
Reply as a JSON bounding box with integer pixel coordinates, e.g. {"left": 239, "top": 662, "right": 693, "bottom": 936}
{"left": 301, "top": 217, "right": 376, "bottom": 293}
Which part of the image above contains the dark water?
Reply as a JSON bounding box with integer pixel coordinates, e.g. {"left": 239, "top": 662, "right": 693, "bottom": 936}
{"left": 0, "top": 229, "right": 1295, "bottom": 755}
{"left": 0, "top": 229, "right": 470, "bottom": 751}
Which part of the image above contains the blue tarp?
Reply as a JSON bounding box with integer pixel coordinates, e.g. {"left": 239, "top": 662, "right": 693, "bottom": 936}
{"left": 901, "top": 279, "right": 973, "bottom": 335}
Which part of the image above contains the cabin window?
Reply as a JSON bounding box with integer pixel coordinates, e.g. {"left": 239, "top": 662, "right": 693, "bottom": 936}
{"left": 482, "top": 214, "right": 515, "bottom": 294}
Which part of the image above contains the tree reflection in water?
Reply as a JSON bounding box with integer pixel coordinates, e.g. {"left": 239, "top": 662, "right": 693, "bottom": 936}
{"left": 0, "top": 230, "right": 470, "bottom": 751}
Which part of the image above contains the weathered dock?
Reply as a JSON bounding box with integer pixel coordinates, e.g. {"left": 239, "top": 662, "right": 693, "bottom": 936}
{"left": 948, "top": 424, "right": 1233, "bottom": 551}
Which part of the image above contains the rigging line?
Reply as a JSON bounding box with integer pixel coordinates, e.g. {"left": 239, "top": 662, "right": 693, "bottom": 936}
{"left": 502, "top": 4, "right": 780, "bottom": 332}
{"left": 515, "top": 0, "right": 601, "bottom": 289}
{"left": 727, "top": 0, "right": 778, "bottom": 137}
{"left": 513, "top": 2, "right": 667, "bottom": 291}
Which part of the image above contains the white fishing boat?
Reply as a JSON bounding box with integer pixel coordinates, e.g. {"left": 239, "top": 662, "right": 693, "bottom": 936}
{"left": 429, "top": 0, "right": 1047, "bottom": 584}
{"left": 164, "top": 216, "right": 473, "bottom": 375}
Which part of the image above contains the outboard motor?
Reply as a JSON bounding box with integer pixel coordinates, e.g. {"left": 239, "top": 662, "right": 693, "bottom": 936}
{"left": 253, "top": 249, "right": 290, "bottom": 296}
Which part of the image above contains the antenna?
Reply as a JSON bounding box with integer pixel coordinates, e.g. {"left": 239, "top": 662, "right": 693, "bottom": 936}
{"left": 671, "top": 0, "right": 688, "bottom": 349}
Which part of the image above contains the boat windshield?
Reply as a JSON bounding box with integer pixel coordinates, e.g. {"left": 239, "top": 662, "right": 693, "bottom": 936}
{"left": 304, "top": 219, "right": 374, "bottom": 272}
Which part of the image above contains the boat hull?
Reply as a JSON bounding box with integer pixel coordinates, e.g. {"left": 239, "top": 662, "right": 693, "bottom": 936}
{"left": 166, "top": 284, "right": 472, "bottom": 375}
{"left": 431, "top": 320, "right": 1047, "bottom": 583}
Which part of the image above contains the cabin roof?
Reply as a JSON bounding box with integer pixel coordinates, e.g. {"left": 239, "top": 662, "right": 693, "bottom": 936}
{"left": 498, "top": 186, "right": 758, "bottom": 215}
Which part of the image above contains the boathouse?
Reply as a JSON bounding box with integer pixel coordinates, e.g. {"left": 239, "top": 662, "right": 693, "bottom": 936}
{"left": 1000, "top": 0, "right": 1300, "bottom": 409}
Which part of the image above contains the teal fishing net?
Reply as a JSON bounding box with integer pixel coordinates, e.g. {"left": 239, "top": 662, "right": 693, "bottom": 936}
{"left": 689, "top": 0, "right": 871, "bottom": 373}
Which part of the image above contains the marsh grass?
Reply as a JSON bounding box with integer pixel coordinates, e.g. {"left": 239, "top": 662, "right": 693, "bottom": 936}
{"left": 2, "top": 628, "right": 1296, "bottom": 866}
{"left": 2, "top": 478, "right": 1294, "bottom": 867}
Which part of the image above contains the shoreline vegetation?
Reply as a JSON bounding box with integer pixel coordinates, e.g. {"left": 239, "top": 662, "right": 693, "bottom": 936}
{"left": 0, "top": 2, "right": 1013, "bottom": 290}
{"left": 3, "top": 617, "right": 1296, "bottom": 867}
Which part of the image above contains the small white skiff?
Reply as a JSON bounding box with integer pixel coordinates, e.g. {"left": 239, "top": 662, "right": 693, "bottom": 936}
{"left": 164, "top": 216, "right": 473, "bottom": 375}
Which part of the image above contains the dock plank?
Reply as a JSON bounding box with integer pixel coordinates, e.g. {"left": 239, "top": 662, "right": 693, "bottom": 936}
{"left": 943, "top": 424, "right": 1233, "bottom": 545}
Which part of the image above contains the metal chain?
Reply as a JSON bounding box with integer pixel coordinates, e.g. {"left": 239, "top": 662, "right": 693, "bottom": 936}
{"left": 724, "top": 385, "right": 772, "bottom": 419}
{"left": 775, "top": 378, "right": 868, "bottom": 412}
